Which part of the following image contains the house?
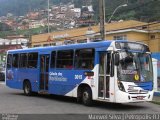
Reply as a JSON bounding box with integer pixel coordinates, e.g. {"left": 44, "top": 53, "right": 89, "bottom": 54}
{"left": 72, "top": 8, "right": 81, "bottom": 18}
{"left": 29, "top": 20, "right": 45, "bottom": 29}
{"left": 27, "top": 12, "right": 40, "bottom": 20}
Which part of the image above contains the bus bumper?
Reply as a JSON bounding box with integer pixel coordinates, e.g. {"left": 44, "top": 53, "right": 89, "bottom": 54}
{"left": 115, "top": 90, "right": 154, "bottom": 103}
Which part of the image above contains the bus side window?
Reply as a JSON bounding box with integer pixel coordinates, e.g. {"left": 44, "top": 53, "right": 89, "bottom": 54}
{"left": 50, "top": 51, "right": 56, "bottom": 68}
{"left": 28, "top": 52, "right": 38, "bottom": 68}
{"left": 12, "top": 54, "right": 19, "bottom": 68}
{"left": 56, "top": 50, "right": 73, "bottom": 69}
{"left": 7, "top": 54, "right": 12, "bottom": 68}
{"left": 75, "top": 48, "right": 95, "bottom": 69}
{"left": 19, "top": 53, "right": 28, "bottom": 68}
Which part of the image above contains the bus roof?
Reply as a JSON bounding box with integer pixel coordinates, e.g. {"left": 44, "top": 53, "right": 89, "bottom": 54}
{"left": 7, "top": 40, "right": 147, "bottom": 54}
{"left": 7, "top": 40, "right": 119, "bottom": 53}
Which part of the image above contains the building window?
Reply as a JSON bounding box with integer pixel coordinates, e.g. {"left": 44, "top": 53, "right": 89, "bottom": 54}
{"left": 33, "top": 45, "right": 41, "bottom": 47}
{"left": 77, "top": 39, "right": 87, "bottom": 43}
{"left": 150, "top": 35, "right": 155, "bottom": 40}
{"left": 43, "top": 44, "right": 50, "bottom": 47}
{"left": 50, "top": 43, "right": 56, "bottom": 46}
{"left": 113, "top": 35, "right": 127, "bottom": 40}
{"left": 142, "top": 26, "right": 148, "bottom": 29}
{"left": 64, "top": 40, "right": 74, "bottom": 45}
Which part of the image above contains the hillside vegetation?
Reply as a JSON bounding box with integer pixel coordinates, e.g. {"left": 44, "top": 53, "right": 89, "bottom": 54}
{"left": 0, "top": 0, "right": 159, "bottom": 22}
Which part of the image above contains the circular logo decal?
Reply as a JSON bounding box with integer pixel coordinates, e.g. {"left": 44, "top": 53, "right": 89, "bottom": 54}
{"left": 134, "top": 74, "right": 139, "bottom": 81}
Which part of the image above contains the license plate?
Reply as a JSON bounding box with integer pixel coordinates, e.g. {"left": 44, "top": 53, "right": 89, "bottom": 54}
{"left": 137, "top": 96, "right": 144, "bottom": 100}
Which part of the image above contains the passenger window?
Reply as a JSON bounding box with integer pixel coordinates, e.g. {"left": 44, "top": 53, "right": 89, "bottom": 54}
{"left": 56, "top": 50, "right": 73, "bottom": 69}
{"left": 7, "top": 54, "right": 12, "bottom": 68}
{"left": 19, "top": 53, "right": 28, "bottom": 68}
{"left": 12, "top": 54, "right": 19, "bottom": 68}
{"left": 50, "top": 51, "right": 56, "bottom": 68}
{"left": 28, "top": 52, "right": 38, "bottom": 68}
{"left": 75, "top": 48, "right": 95, "bottom": 69}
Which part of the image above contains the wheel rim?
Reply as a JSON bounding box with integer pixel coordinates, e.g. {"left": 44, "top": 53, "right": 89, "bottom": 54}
{"left": 83, "top": 91, "right": 89, "bottom": 102}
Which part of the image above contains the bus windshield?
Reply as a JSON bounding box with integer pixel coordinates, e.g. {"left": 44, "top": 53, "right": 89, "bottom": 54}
{"left": 117, "top": 51, "right": 153, "bottom": 82}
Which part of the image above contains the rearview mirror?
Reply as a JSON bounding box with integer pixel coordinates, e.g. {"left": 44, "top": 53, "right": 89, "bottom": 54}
{"left": 115, "top": 53, "right": 120, "bottom": 66}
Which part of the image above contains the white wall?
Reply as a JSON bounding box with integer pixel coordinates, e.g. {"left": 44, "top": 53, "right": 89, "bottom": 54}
{"left": 152, "top": 58, "right": 158, "bottom": 91}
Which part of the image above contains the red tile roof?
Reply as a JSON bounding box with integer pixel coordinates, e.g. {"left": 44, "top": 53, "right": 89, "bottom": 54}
{"left": 0, "top": 45, "right": 22, "bottom": 53}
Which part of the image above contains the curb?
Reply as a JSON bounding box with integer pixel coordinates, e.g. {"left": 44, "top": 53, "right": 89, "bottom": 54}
{"left": 0, "top": 82, "right": 5, "bottom": 85}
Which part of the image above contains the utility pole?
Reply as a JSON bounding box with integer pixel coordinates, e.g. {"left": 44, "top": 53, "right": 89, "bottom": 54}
{"left": 99, "top": 0, "right": 106, "bottom": 40}
{"left": 48, "top": 0, "right": 50, "bottom": 33}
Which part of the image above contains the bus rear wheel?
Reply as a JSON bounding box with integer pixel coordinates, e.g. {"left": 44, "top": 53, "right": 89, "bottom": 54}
{"left": 82, "top": 87, "right": 92, "bottom": 106}
{"left": 23, "top": 81, "right": 32, "bottom": 96}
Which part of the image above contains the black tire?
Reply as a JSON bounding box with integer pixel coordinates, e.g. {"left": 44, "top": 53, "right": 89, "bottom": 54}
{"left": 23, "top": 81, "right": 32, "bottom": 96}
{"left": 77, "top": 88, "right": 82, "bottom": 103}
{"left": 82, "top": 87, "right": 92, "bottom": 106}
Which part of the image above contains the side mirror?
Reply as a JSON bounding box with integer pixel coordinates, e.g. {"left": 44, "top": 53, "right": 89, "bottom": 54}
{"left": 146, "top": 55, "right": 149, "bottom": 64}
{"left": 115, "top": 53, "right": 120, "bottom": 66}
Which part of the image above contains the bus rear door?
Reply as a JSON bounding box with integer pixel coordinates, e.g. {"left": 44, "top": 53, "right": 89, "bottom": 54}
{"left": 39, "top": 54, "right": 50, "bottom": 92}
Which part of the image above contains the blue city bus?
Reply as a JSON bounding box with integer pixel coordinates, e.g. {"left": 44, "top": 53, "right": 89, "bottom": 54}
{"left": 6, "top": 40, "right": 154, "bottom": 105}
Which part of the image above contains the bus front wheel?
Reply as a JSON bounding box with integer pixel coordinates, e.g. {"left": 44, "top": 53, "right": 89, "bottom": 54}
{"left": 23, "top": 81, "right": 32, "bottom": 96}
{"left": 82, "top": 87, "right": 92, "bottom": 106}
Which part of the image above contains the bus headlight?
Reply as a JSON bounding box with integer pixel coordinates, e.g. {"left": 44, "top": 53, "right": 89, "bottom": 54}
{"left": 117, "top": 81, "right": 125, "bottom": 92}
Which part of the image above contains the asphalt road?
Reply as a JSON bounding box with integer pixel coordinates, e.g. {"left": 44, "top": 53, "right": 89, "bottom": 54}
{"left": 0, "top": 81, "right": 160, "bottom": 114}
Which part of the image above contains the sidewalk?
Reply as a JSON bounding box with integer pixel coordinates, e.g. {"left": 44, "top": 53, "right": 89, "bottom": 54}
{"left": 0, "top": 81, "right": 5, "bottom": 85}
{"left": 152, "top": 92, "right": 160, "bottom": 105}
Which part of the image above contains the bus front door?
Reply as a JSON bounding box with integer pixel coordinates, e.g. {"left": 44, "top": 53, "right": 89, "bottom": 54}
{"left": 98, "top": 52, "right": 111, "bottom": 99}
{"left": 39, "top": 55, "right": 50, "bottom": 92}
